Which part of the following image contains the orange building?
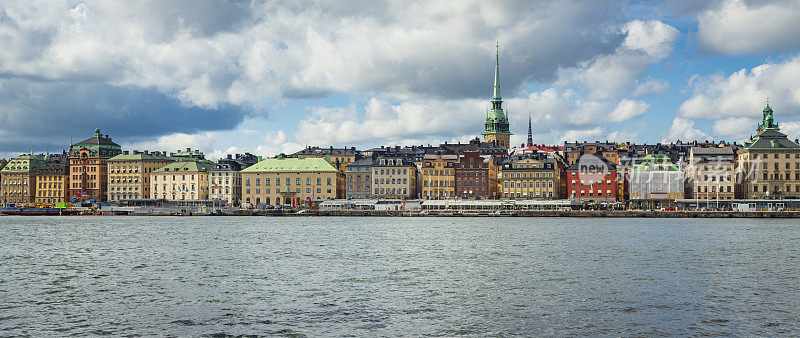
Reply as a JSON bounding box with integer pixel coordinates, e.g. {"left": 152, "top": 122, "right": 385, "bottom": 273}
{"left": 68, "top": 129, "right": 122, "bottom": 203}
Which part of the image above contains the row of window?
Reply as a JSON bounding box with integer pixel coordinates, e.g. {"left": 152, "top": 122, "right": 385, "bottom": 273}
{"left": 504, "top": 192, "right": 555, "bottom": 198}
{"left": 506, "top": 181, "right": 554, "bottom": 188}
{"left": 505, "top": 172, "right": 554, "bottom": 179}
{"left": 245, "top": 187, "right": 332, "bottom": 195}
{"left": 245, "top": 177, "right": 332, "bottom": 186}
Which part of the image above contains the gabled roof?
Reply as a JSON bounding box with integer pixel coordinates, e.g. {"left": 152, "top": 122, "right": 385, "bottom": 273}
{"left": 241, "top": 157, "right": 337, "bottom": 173}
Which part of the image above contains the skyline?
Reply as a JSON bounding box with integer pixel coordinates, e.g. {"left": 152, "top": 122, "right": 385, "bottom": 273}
{"left": 3, "top": 1, "right": 800, "bottom": 159}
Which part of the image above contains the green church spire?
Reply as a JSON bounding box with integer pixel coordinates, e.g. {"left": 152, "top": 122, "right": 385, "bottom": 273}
{"left": 493, "top": 41, "right": 501, "bottom": 102}
{"left": 483, "top": 42, "right": 511, "bottom": 136}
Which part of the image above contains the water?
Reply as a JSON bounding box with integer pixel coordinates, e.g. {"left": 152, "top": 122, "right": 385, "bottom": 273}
{"left": 1, "top": 216, "right": 799, "bottom": 336}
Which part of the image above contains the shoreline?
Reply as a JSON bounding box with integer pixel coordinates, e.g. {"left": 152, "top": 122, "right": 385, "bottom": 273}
{"left": 3, "top": 209, "right": 798, "bottom": 218}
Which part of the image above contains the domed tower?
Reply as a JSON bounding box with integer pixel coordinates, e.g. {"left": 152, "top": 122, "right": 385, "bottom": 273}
{"left": 482, "top": 42, "right": 512, "bottom": 149}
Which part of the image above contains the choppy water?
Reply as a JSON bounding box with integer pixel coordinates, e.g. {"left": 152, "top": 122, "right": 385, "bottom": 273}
{"left": 1, "top": 216, "right": 799, "bottom": 336}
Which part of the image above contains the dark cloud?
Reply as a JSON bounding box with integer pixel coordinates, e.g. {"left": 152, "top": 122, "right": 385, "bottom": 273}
{"left": 0, "top": 79, "right": 244, "bottom": 152}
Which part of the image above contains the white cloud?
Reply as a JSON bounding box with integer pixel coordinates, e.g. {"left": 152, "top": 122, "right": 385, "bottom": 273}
{"left": 0, "top": 0, "right": 630, "bottom": 108}
{"left": 632, "top": 79, "right": 670, "bottom": 97}
{"left": 697, "top": 0, "right": 800, "bottom": 54}
{"left": 662, "top": 117, "right": 711, "bottom": 142}
{"left": 679, "top": 56, "right": 800, "bottom": 120}
{"left": 559, "top": 127, "right": 605, "bottom": 143}
{"left": 121, "top": 131, "right": 219, "bottom": 155}
{"left": 712, "top": 117, "right": 758, "bottom": 139}
{"left": 781, "top": 122, "right": 800, "bottom": 140}
{"left": 609, "top": 99, "right": 649, "bottom": 122}
{"left": 576, "top": 20, "right": 679, "bottom": 99}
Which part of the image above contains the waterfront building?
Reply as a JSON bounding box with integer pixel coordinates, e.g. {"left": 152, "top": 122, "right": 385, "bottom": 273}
{"left": 563, "top": 141, "right": 620, "bottom": 166}
{"left": 240, "top": 157, "right": 337, "bottom": 207}
{"left": 421, "top": 153, "right": 457, "bottom": 199}
{"left": 500, "top": 153, "right": 563, "bottom": 199}
{"left": 150, "top": 160, "right": 215, "bottom": 201}
{"left": 372, "top": 154, "right": 417, "bottom": 199}
{"left": 68, "top": 129, "right": 122, "bottom": 202}
{"left": 34, "top": 160, "right": 70, "bottom": 204}
{"left": 107, "top": 151, "right": 173, "bottom": 201}
{"left": 1, "top": 154, "right": 46, "bottom": 204}
{"left": 454, "top": 151, "right": 497, "bottom": 199}
{"left": 566, "top": 154, "right": 618, "bottom": 203}
{"left": 292, "top": 146, "right": 359, "bottom": 199}
{"left": 209, "top": 153, "right": 258, "bottom": 206}
{"left": 736, "top": 104, "right": 800, "bottom": 199}
{"left": 345, "top": 157, "right": 374, "bottom": 199}
{"left": 684, "top": 147, "right": 735, "bottom": 200}
{"left": 628, "top": 153, "right": 684, "bottom": 209}
{"left": 482, "top": 43, "right": 512, "bottom": 150}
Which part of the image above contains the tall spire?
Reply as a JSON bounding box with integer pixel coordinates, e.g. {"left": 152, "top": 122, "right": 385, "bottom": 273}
{"left": 527, "top": 113, "right": 533, "bottom": 147}
{"left": 493, "top": 41, "right": 501, "bottom": 101}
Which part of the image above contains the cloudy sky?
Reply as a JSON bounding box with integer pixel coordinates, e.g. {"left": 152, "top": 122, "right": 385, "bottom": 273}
{"left": 2, "top": 0, "right": 800, "bottom": 159}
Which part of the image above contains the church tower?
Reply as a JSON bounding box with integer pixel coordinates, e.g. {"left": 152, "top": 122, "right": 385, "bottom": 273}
{"left": 482, "top": 42, "right": 512, "bottom": 149}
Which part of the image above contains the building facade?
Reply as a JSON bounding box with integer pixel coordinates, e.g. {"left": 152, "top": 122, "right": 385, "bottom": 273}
{"left": 736, "top": 104, "right": 800, "bottom": 199}
{"left": 372, "top": 155, "right": 417, "bottom": 199}
{"left": 240, "top": 157, "right": 338, "bottom": 207}
{"left": 566, "top": 155, "right": 618, "bottom": 202}
{"left": 345, "top": 157, "right": 373, "bottom": 199}
{"left": 69, "top": 129, "right": 122, "bottom": 202}
{"left": 482, "top": 44, "right": 512, "bottom": 150}
{"left": 684, "top": 147, "right": 735, "bottom": 200}
{"left": 150, "top": 160, "right": 214, "bottom": 201}
{"left": 292, "top": 146, "right": 359, "bottom": 199}
{"left": 1, "top": 155, "right": 46, "bottom": 204}
{"left": 208, "top": 154, "right": 258, "bottom": 206}
{"left": 454, "top": 151, "right": 494, "bottom": 199}
{"left": 35, "top": 160, "right": 70, "bottom": 204}
{"left": 421, "top": 153, "right": 457, "bottom": 199}
{"left": 500, "top": 154, "right": 562, "bottom": 199}
{"left": 628, "top": 153, "right": 684, "bottom": 201}
{"left": 108, "top": 151, "right": 173, "bottom": 201}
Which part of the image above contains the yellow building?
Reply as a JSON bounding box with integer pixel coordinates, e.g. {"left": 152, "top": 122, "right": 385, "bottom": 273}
{"left": 499, "top": 155, "right": 562, "bottom": 199}
{"left": 240, "top": 157, "right": 337, "bottom": 207}
{"left": 35, "top": 161, "right": 70, "bottom": 204}
{"left": 1, "top": 155, "right": 45, "bottom": 205}
{"left": 292, "top": 147, "right": 359, "bottom": 199}
{"left": 108, "top": 151, "right": 173, "bottom": 201}
{"left": 736, "top": 104, "right": 800, "bottom": 199}
{"left": 372, "top": 155, "right": 417, "bottom": 199}
{"left": 150, "top": 160, "right": 214, "bottom": 201}
{"left": 421, "top": 153, "right": 457, "bottom": 199}
{"left": 684, "top": 147, "right": 735, "bottom": 200}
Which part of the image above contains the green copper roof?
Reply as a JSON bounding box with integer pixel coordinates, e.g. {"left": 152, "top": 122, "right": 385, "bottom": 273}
{"left": 241, "top": 157, "right": 337, "bottom": 173}
{"left": 483, "top": 42, "right": 511, "bottom": 136}
{"left": 632, "top": 153, "right": 679, "bottom": 172}
{"left": 1, "top": 154, "right": 46, "bottom": 173}
{"left": 109, "top": 153, "right": 172, "bottom": 161}
{"left": 743, "top": 104, "right": 800, "bottom": 150}
{"left": 153, "top": 160, "right": 215, "bottom": 173}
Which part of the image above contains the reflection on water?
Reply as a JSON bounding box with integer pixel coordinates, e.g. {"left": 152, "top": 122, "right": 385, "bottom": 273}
{"left": 1, "top": 216, "right": 799, "bottom": 336}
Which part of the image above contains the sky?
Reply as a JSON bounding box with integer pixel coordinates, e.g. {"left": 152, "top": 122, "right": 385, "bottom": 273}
{"left": 2, "top": 0, "right": 800, "bottom": 160}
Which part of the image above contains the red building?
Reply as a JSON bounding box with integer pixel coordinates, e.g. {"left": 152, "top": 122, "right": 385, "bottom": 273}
{"left": 454, "top": 151, "right": 492, "bottom": 199}
{"left": 566, "top": 155, "right": 617, "bottom": 203}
